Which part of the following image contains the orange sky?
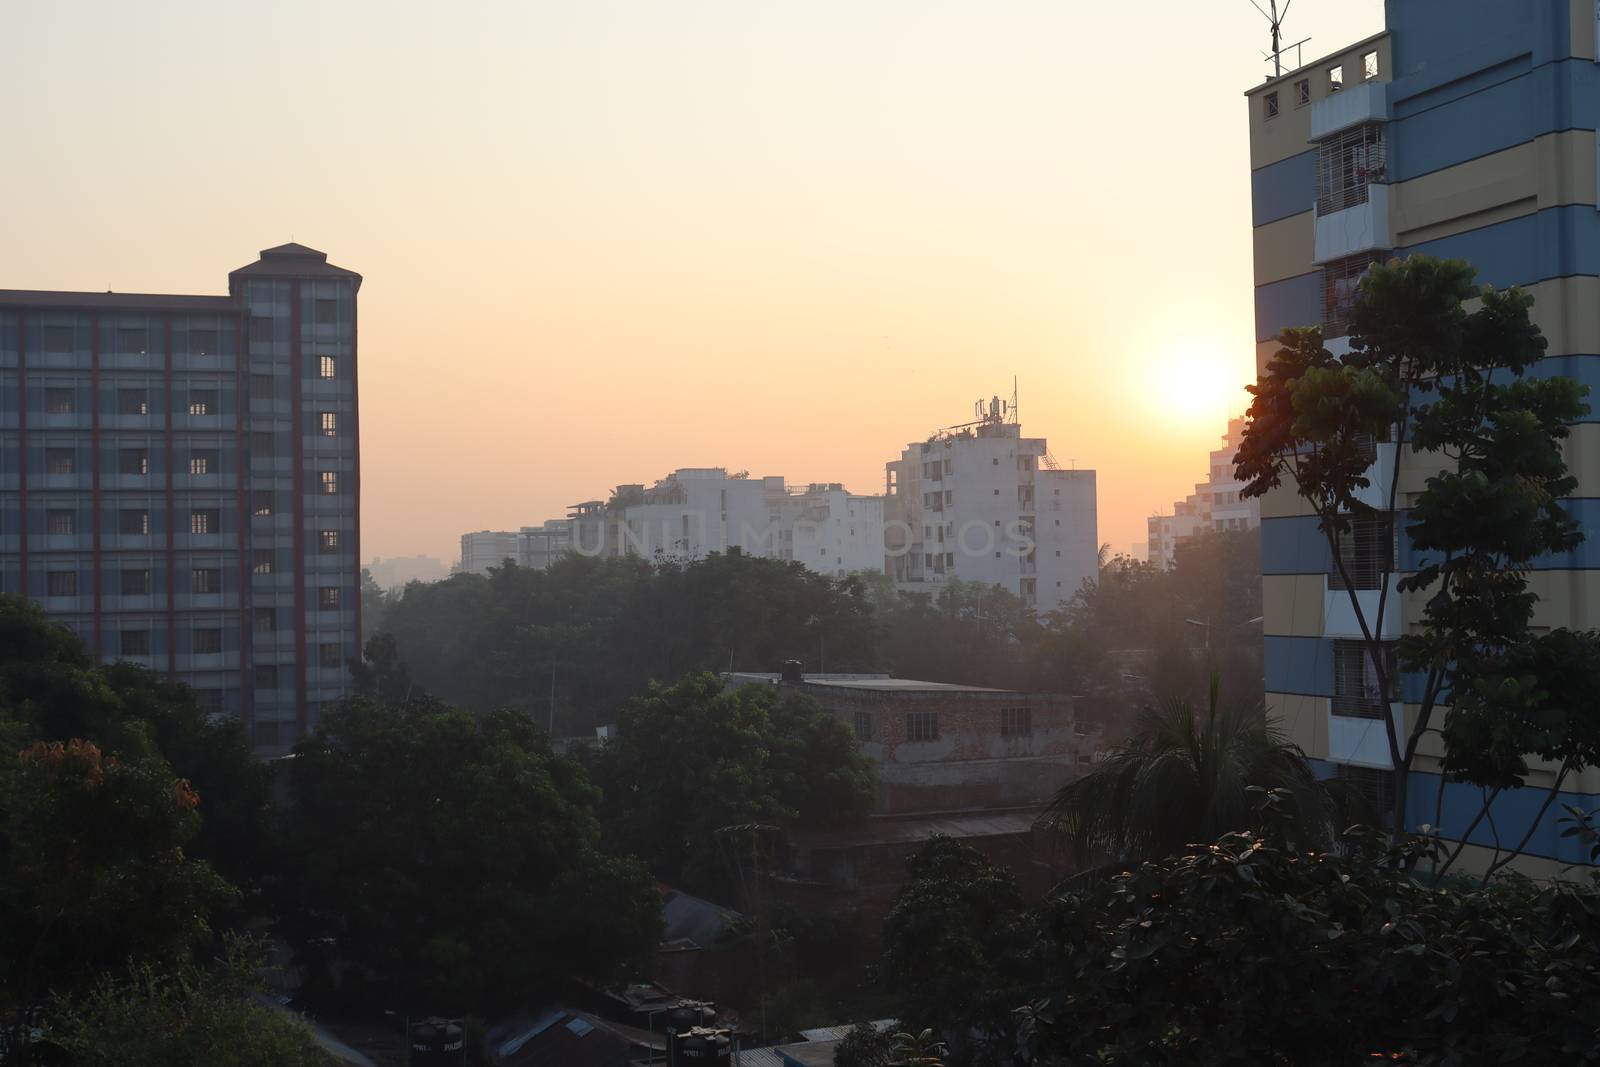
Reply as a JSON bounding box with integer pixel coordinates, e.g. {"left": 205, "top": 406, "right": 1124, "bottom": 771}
{"left": 1, "top": 1, "right": 1383, "bottom": 564}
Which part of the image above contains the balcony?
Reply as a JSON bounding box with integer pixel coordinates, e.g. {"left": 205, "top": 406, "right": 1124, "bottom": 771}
{"left": 1315, "top": 183, "right": 1390, "bottom": 263}
{"left": 1311, "top": 80, "right": 1389, "bottom": 141}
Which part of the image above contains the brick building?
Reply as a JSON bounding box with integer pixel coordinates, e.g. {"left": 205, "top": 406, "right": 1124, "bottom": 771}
{"left": 727, "top": 671, "right": 1093, "bottom": 813}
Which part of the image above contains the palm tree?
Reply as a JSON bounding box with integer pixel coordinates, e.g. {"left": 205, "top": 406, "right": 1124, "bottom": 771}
{"left": 891, "top": 1029, "right": 947, "bottom": 1067}
{"left": 1045, "top": 676, "right": 1346, "bottom": 868}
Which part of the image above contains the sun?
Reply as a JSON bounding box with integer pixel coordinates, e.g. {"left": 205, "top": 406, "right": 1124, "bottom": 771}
{"left": 1147, "top": 342, "right": 1252, "bottom": 428}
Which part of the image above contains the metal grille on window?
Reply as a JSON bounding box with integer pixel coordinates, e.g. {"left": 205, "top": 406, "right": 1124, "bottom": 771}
{"left": 1329, "top": 513, "right": 1394, "bottom": 591}
{"left": 1332, "top": 640, "right": 1396, "bottom": 719}
{"left": 1321, "top": 252, "right": 1385, "bottom": 339}
{"left": 1315, "top": 123, "right": 1386, "bottom": 215}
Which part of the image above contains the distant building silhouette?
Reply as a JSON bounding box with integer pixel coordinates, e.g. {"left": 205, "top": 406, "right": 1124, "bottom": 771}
{"left": 1146, "top": 416, "right": 1260, "bottom": 569}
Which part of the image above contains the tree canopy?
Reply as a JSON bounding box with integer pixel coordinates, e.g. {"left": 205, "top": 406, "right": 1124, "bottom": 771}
{"left": 592, "top": 673, "right": 877, "bottom": 894}
{"left": 279, "top": 695, "right": 662, "bottom": 1016}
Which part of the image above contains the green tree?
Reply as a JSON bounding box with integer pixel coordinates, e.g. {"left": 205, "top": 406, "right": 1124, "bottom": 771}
{"left": 0, "top": 594, "right": 273, "bottom": 898}
{"left": 0, "top": 738, "right": 236, "bottom": 1040}
{"left": 835, "top": 1022, "right": 895, "bottom": 1067}
{"left": 1043, "top": 678, "right": 1343, "bottom": 868}
{"left": 1022, "top": 816, "right": 1600, "bottom": 1064}
{"left": 46, "top": 938, "right": 328, "bottom": 1067}
{"left": 279, "top": 696, "right": 661, "bottom": 1016}
{"left": 594, "top": 674, "right": 876, "bottom": 894}
{"left": 1236, "top": 254, "right": 1596, "bottom": 865}
{"left": 878, "top": 837, "right": 1033, "bottom": 1066}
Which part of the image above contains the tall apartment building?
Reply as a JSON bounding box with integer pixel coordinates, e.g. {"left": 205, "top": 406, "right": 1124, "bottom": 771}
{"left": 1147, "top": 417, "right": 1261, "bottom": 569}
{"left": 0, "top": 243, "right": 361, "bottom": 752}
{"left": 1246, "top": 0, "right": 1600, "bottom": 871}
{"left": 884, "top": 401, "right": 1097, "bottom": 614}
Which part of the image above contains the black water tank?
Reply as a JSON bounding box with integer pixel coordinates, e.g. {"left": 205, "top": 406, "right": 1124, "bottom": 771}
{"left": 780, "top": 659, "right": 803, "bottom": 683}
{"left": 409, "top": 1018, "right": 464, "bottom": 1065}
{"left": 672, "top": 1026, "right": 732, "bottom": 1063}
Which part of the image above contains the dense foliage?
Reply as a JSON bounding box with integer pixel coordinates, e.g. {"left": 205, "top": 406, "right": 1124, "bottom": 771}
{"left": 1023, "top": 821, "right": 1600, "bottom": 1065}
{"left": 377, "top": 529, "right": 1263, "bottom": 732}
{"left": 878, "top": 838, "right": 1035, "bottom": 1066}
{"left": 380, "top": 552, "right": 881, "bottom": 733}
{"left": 46, "top": 940, "right": 327, "bottom": 1067}
{"left": 592, "top": 673, "right": 877, "bottom": 893}
{"left": 280, "top": 695, "right": 662, "bottom": 1016}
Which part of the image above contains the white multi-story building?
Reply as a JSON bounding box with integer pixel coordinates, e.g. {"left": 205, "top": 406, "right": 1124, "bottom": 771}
{"left": 1147, "top": 417, "right": 1261, "bottom": 569}
{"left": 457, "top": 519, "right": 572, "bottom": 576}
{"left": 565, "top": 468, "right": 887, "bottom": 578}
{"left": 884, "top": 400, "right": 1098, "bottom": 614}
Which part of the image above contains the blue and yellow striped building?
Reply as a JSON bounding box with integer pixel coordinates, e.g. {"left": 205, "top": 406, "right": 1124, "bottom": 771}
{"left": 1247, "top": 0, "right": 1600, "bottom": 874}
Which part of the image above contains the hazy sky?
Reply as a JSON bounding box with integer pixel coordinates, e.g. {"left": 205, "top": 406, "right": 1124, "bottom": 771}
{"left": 1, "top": 0, "right": 1384, "bottom": 564}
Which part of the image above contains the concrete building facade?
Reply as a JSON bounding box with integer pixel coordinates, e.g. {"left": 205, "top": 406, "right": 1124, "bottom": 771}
{"left": 567, "top": 468, "right": 885, "bottom": 578}
{"left": 0, "top": 243, "right": 361, "bottom": 750}
{"left": 1147, "top": 417, "right": 1261, "bottom": 569}
{"left": 1246, "top": 0, "right": 1600, "bottom": 872}
{"left": 884, "top": 402, "right": 1097, "bottom": 614}
{"left": 458, "top": 520, "right": 574, "bottom": 577}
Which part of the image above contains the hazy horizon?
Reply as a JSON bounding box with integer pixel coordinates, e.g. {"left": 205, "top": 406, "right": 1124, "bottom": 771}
{"left": 1, "top": 0, "right": 1385, "bottom": 565}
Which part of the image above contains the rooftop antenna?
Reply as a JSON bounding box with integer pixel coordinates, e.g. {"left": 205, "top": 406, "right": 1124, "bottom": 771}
{"left": 1251, "top": 0, "right": 1294, "bottom": 76}
{"left": 1011, "top": 376, "right": 1020, "bottom": 425}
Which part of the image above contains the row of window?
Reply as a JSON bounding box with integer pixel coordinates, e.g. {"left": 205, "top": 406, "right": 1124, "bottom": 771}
{"left": 66, "top": 504, "right": 348, "bottom": 544}
{"left": 849, "top": 706, "right": 1038, "bottom": 743}
{"left": 20, "top": 323, "right": 346, "bottom": 358}
{"left": 41, "top": 567, "right": 348, "bottom": 604}
{"left": 112, "top": 631, "right": 346, "bottom": 670}
{"left": 1263, "top": 49, "right": 1381, "bottom": 119}
{"left": 39, "top": 447, "right": 347, "bottom": 490}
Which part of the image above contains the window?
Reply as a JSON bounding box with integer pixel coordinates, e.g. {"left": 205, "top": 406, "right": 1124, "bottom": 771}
{"left": 46, "top": 387, "right": 74, "bottom": 414}
{"left": 906, "top": 712, "right": 940, "bottom": 742}
{"left": 250, "top": 431, "right": 273, "bottom": 459}
{"left": 190, "top": 329, "right": 219, "bottom": 355}
{"left": 47, "top": 571, "right": 77, "bottom": 596}
{"left": 1316, "top": 123, "right": 1386, "bottom": 215}
{"left": 1264, "top": 91, "right": 1280, "bottom": 119}
{"left": 252, "top": 549, "right": 274, "bottom": 574}
{"left": 319, "top": 642, "right": 343, "bottom": 669}
{"left": 192, "top": 628, "right": 223, "bottom": 654}
{"left": 319, "top": 529, "right": 339, "bottom": 553}
{"left": 249, "top": 316, "right": 273, "bottom": 343}
{"left": 314, "top": 298, "right": 338, "bottom": 325}
{"left": 254, "top": 607, "right": 277, "bottom": 630}
{"left": 1328, "top": 64, "right": 1344, "bottom": 91}
{"left": 1001, "top": 706, "right": 1033, "bottom": 738}
{"left": 253, "top": 664, "right": 278, "bottom": 689}
{"left": 194, "top": 688, "right": 224, "bottom": 714}
{"left": 120, "top": 630, "right": 150, "bottom": 656}
{"left": 853, "top": 711, "right": 872, "bottom": 742}
{"left": 1333, "top": 640, "right": 1397, "bottom": 719}
{"left": 318, "top": 586, "right": 341, "bottom": 611}
{"left": 1322, "top": 252, "right": 1385, "bottom": 338}
{"left": 191, "top": 568, "right": 220, "bottom": 594}
{"left": 1363, "top": 50, "right": 1379, "bottom": 80}
{"left": 319, "top": 355, "right": 337, "bottom": 379}
{"left": 1295, "top": 78, "right": 1310, "bottom": 106}
{"left": 46, "top": 448, "right": 75, "bottom": 474}
{"left": 118, "top": 388, "right": 148, "bottom": 415}
{"left": 319, "top": 411, "right": 337, "bottom": 437}
{"left": 44, "top": 325, "right": 74, "bottom": 352}
{"left": 252, "top": 492, "right": 274, "bottom": 518}
{"left": 188, "top": 389, "right": 217, "bottom": 416}
{"left": 190, "top": 509, "right": 220, "bottom": 535}
{"left": 46, "top": 509, "right": 75, "bottom": 535}
{"left": 120, "top": 509, "right": 150, "bottom": 535}
{"left": 118, "top": 327, "right": 148, "bottom": 355}
{"left": 120, "top": 568, "right": 151, "bottom": 595}
{"left": 189, "top": 449, "right": 217, "bottom": 476}
{"left": 1330, "top": 513, "right": 1394, "bottom": 591}
{"left": 250, "top": 373, "right": 273, "bottom": 401}
{"left": 319, "top": 470, "right": 338, "bottom": 494}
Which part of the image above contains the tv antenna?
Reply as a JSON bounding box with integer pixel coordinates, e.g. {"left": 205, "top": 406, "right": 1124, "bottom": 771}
{"left": 1251, "top": 0, "right": 1307, "bottom": 76}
